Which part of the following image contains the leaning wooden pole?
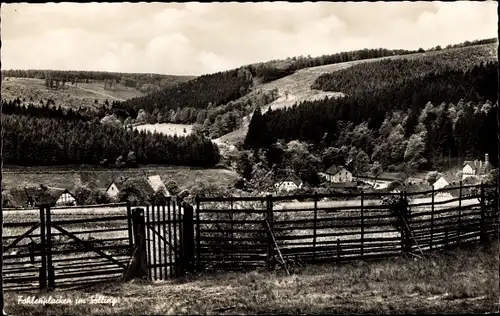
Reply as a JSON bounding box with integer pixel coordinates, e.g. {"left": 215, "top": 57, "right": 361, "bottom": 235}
{"left": 0, "top": 61, "right": 6, "bottom": 315}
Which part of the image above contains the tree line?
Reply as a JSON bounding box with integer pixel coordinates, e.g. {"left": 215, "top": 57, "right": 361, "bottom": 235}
{"left": 87, "top": 38, "right": 497, "bottom": 129}
{"left": 115, "top": 68, "right": 254, "bottom": 123}
{"left": 244, "top": 60, "right": 498, "bottom": 175}
{"left": 1, "top": 69, "right": 192, "bottom": 94}
{"left": 2, "top": 99, "right": 95, "bottom": 121}
{"left": 311, "top": 44, "right": 496, "bottom": 95}
{"left": 2, "top": 114, "right": 220, "bottom": 167}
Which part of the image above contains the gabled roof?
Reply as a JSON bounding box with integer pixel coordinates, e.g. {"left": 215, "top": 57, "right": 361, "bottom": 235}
{"left": 463, "top": 160, "right": 481, "bottom": 170}
{"left": 148, "top": 175, "right": 167, "bottom": 193}
{"left": 23, "top": 186, "right": 73, "bottom": 207}
{"left": 108, "top": 176, "right": 156, "bottom": 197}
{"left": 463, "top": 160, "right": 494, "bottom": 175}
{"left": 324, "top": 165, "right": 348, "bottom": 176}
{"left": 275, "top": 173, "right": 302, "bottom": 186}
{"left": 433, "top": 176, "right": 450, "bottom": 184}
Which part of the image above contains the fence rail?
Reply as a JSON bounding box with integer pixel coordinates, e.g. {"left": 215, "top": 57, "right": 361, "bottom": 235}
{"left": 194, "top": 183, "right": 498, "bottom": 272}
{"left": 2, "top": 183, "right": 498, "bottom": 292}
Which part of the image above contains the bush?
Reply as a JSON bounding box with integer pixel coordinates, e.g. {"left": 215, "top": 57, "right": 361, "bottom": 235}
{"left": 74, "top": 185, "right": 112, "bottom": 205}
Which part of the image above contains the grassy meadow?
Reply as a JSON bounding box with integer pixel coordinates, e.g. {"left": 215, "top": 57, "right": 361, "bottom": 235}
{"left": 1, "top": 77, "right": 145, "bottom": 109}
{"left": 4, "top": 240, "right": 499, "bottom": 315}
{"left": 2, "top": 165, "right": 239, "bottom": 192}
{"left": 133, "top": 123, "right": 194, "bottom": 136}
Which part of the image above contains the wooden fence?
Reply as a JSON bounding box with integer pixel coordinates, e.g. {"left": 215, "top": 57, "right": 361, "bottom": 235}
{"left": 2, "top": 183, "right": 498, "bottom": 291}
{"left": 2, "top": 202, "right": 133, "bottom": 292}
{"left": 194, "top": 183, "right": 498, "bottom": 272}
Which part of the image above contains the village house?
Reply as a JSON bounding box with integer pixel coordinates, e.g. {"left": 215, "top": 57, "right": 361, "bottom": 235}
{"left": 106, "top": 175, "right": 169, "bottom": 200}
{"left": 462, "top": 153, "right": 493, "bottom": 181}
{"left": 432, "top": 176, "right": 450, "bottom": 190}
{"left": 7, "top": 185, "right": 77, "bottom": 208}
{"left": 319, "top": 165, "right": 353, "bottom": 183}
{"left": 274, "top": 175, "right": 303, "bottom": 193}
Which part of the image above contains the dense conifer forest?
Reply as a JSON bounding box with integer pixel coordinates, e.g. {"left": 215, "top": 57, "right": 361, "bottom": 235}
{"left": 245, "top": 59, "right": 499, "bottom": 172}
{"left": 2, "top": 114, "right": 220, "bottom": 167}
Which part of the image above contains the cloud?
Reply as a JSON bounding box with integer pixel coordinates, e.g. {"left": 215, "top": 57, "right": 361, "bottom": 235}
{"left": 1, "top": 2, "right": 497, "bottom": 75}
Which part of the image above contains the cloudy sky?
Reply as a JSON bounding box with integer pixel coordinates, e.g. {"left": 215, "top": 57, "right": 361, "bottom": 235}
{"left": 1, "top": 1, "right": 497, "bottom": 76}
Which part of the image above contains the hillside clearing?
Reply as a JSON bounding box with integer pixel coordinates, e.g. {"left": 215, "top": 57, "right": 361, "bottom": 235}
{"left": 133, "top": 123, "right": 193, "bottom": 136}
{"left": 215, "top": 43, "right": 497, "bottom": 146}
{"left": 5, "top": 241, "right": 499, "bottom": 315}
{"left": 0, "top": 77, "right": 144, "bottom": 109}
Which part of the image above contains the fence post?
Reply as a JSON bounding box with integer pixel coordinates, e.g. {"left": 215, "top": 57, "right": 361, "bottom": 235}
{"left": 458, "top": 181, "right": 463, "bottom": 242}
{"left": 38, "top": 206, "right": 47, "bottom": 291}
{"left": 336, "top": 238, "right": 341, "bottom": 262}
{"left": 195, "top": 196, "right": 201, "bottom": 273}
{"left": 181, "top": 202, "right": 195, "bottom": 275}
{"left": 480, "top": 182, "right": 486, "bottom": 242}
{"left": 126, "top": 201, "right": 133, "bottom": 255}
{"left": 266, "top": 194, "right": 274, "bottom": 271}
{"left": 404, "top": 191, "right": 412, "bottom": 253}
{"left": 430, "top": 186, "right": 435, "bottom": 251}
{"left": 45, "top": 206, "right": 55, "bottom": 290}
{"left": 360, "top": 190, "right": 364, "bottom": 256}
{"left": 123, "top": 208, "right": 149, "bottom": 281}
{"left": 313, "top": 192, "right": 318, "bottom": 263}
{"left": 399, "top": 192, "right": 406, "bottom": 254}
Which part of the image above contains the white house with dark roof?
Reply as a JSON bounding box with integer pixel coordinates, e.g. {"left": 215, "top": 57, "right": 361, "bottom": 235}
{"left": 319, "top": 165, "right": 353, "bottom": 183}
{"left": 462, "top": 153, "right": 493, "bottom": 181}
{"left": 274, "top": 175, "right": 303, "bottom": 192}
{"left": 106, "top": 174, "right": 168, "bottom": 200}
{"left": 432, "top": 176, "right": 450, "bottom": 190}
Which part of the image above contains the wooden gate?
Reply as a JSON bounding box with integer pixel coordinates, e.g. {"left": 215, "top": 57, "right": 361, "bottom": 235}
{"left": 139, "top": 197, "right": 195, "bottom": 280}
{"left": 2, "top": 207, "right": 47, "bottom": 292}
{"left": 46, "top": 202, "right": 133, "bottom": 290}
{"left": 194, "top": 196, "right": 269, "bottom": 272}
{"left": 2, "top": 202, "right": 133, "bottom": 291}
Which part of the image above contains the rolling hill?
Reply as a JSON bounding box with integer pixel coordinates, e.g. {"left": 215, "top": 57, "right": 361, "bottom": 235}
{"left": 215, "top": 42, "right": 498, "bottom": 148}
{"left": 1, "top": 70, "right": 194, "bottom": 110}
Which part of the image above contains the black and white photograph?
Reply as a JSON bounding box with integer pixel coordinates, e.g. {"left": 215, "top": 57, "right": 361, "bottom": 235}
{"left": 0, "top": 1, "right": 499, "bottom": 315}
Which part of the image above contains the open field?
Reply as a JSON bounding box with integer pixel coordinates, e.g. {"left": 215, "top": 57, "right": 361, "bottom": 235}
{"left": 1, "top": 165, "right": 239, "bottom": 192}
{"left": 4, "top": 240, "right": 499, "bottom": 315}
{"left": 133, "top": 123, "right": 194, "bottom": 136}
{"left": 1, "top": 77, "right": 145, "bottom": 108}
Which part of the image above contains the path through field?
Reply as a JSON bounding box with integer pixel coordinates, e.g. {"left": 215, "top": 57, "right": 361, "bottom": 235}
{"left": 76, "top": 86, "right": 125, "bottom": 101}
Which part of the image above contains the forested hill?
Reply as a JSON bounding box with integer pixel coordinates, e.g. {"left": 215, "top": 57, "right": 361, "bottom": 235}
{"left": 1, "top": 69, "right": 194, "bottom": 94}
{"left": 112, "top": 42, "right": 498, "bottom": 127}
{"left": 244, "top": 53, "right": 498, "bottom": 175}
{"left": 2, "top": 114, "right": 220, "bottom": 167}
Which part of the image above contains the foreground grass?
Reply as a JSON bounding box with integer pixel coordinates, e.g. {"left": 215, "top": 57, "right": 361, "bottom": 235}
{"left": 5, "top": 241, "right": 499, "bottom": 315}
